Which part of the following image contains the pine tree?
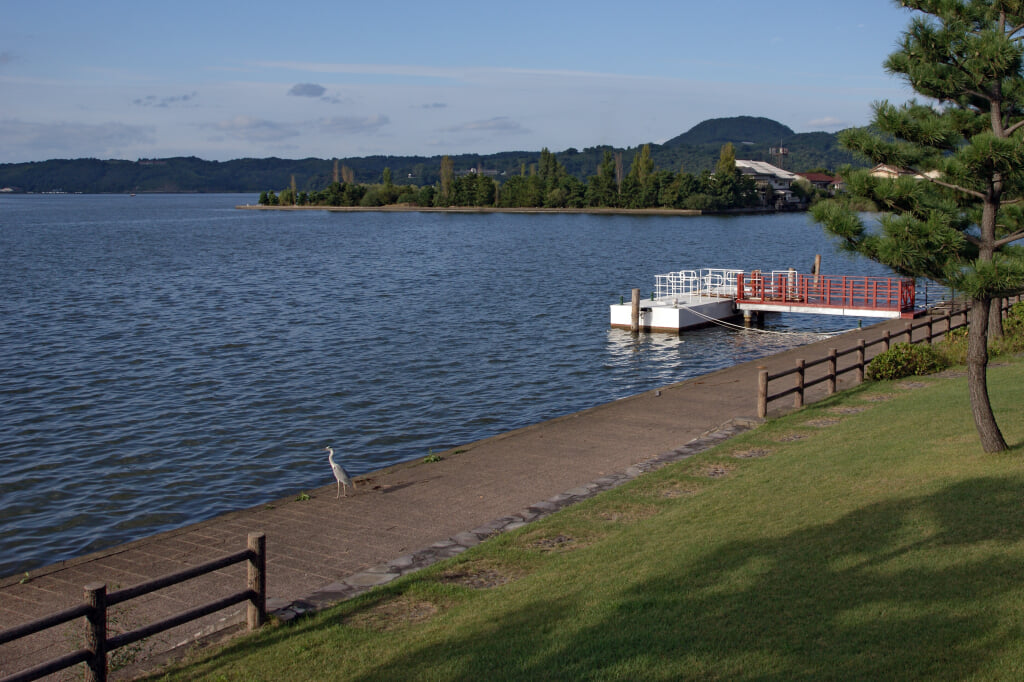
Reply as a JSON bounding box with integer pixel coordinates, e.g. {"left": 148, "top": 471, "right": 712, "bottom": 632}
{"left": 437, "top": 155, "right": 454, "bottom": 206}
{"left": 712, "top": 142, "right": 745, "bottom": 209}
{"left": 812, "top": 0, "right": 1024, "bottom": 452}
{"left": 586, "top": 150, "right": 619, "bottom": 207}
{"left": 624, "top": 144, "right": 656, "bottom": 208}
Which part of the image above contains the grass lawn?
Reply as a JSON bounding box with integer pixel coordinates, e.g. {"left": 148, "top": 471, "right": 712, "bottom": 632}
{"left": 150, "top": 358, "right": 1024, "bottom": 681}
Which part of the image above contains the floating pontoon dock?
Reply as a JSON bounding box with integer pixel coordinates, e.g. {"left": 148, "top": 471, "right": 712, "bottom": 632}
{"left": 611, "top": 268, "right": 918, "bottom": 333}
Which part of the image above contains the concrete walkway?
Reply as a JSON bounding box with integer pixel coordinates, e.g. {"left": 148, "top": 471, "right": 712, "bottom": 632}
{"left": 0, "top": 315, "right": 942, "bottom": 679}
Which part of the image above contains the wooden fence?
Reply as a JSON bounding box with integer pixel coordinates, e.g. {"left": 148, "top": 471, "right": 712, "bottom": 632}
{"left": 0, "top": 533, "right": 266, "bottom": 682}
{"left": 756, "top": 296, "right": 1022, "bottom": 418}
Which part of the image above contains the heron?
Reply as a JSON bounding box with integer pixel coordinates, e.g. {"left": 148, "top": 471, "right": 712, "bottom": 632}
{"left": 325, "top": 446, "right": 353, "bottom": 498}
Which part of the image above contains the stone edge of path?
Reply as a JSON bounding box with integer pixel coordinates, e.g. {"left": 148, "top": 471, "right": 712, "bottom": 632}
{"left": 271, "top": 415, "right": 762, "bottom": 621}
{"left": 112, "top": 414, "right": 761, "bottom": 682}
{"left": 107, "top": 414, "right": 761, "bottom": 680}
{"left": 145, "top": 414, "right": 762, "bottom": 666}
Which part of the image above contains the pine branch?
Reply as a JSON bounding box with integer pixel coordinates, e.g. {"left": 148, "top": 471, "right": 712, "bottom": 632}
{"left": 994, "top": 230, "right": 1024, "bottom": 247}
{"left": 917, "top": 173, "right": 986, "bottom": 200}
{"left": 1004, "top": 119, "right": 1024, "bottom": 136}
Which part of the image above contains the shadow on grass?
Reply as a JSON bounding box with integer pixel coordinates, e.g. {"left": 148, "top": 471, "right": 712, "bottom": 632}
{"left": 348, "top": 474, "right": 1024, "bottom": 680}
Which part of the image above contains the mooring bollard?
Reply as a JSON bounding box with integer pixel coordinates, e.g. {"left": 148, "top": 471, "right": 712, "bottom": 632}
{"left": 630, "top": 288, "right": 640, "bottom": 334}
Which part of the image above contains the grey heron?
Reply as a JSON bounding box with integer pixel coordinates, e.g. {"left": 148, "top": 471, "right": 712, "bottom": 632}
{"left": 325, "top": 446, "right": 353, "bottom": 498}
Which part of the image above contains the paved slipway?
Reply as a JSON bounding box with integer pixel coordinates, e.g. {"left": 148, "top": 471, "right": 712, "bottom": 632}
{"left": 0, "top": 316, "right": 938, "bottom": 679}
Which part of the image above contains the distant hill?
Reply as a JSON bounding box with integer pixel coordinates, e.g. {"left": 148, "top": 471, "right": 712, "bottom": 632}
{"left": 650, "top": 116, "right": 857, "bottom": 176}
{"left": 662, "top": 116, "right": 796, "bottom": 147}
{"left": 0, "top": 117, "right": 863, "bottom": 194}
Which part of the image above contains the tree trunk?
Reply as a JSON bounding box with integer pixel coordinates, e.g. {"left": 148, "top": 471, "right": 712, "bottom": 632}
{"left": 967, "top": 298, "right": 1008, "bottom": 452}
{"left": 988, "top": 297, "right": 1004, "bottom": 340}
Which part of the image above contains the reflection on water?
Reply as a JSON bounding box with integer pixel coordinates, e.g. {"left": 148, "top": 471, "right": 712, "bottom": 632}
{"left": 604, "top": 317, "right": 843, "bottom": 394}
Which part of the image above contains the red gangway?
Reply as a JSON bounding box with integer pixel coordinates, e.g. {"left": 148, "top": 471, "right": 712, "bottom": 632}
{"left": 735, "top": 271, "right": 917, "bottom": 317}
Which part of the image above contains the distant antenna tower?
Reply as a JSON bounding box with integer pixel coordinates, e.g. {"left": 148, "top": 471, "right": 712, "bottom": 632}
{"left": 769, "top": 144, "right": 789, "bottom": 169}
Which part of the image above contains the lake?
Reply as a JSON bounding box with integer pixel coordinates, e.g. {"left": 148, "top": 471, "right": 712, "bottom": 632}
{"left": 0, "top": 194, "right": 894, "bottom": 576}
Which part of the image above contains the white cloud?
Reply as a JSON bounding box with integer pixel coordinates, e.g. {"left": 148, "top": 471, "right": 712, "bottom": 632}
{"left": 442, "top": 117, "right": 528, "bottom": 134}
{"left": 133, "top": 92, "right": 198, "bottom": 108}
{"left": 806, "top": 116, "right": 851, "bottom": 131}
{"left": 318, "top": 114, "right": 390, "bottom": 135}
{"left": 251, "top": 60, "right": 664, "bottom": 86}
{"left": 0, "top": 119, "right": 155, "bottom": 159}
{"left": 206, "top": 116, "right": 300, "bottom": 142}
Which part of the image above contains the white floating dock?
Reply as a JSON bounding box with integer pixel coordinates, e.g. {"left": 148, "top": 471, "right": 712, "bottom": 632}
{"left": 610, "top": 296, "right": 739, "bottom": 332}
{"left": 612, "top": 267, "right": 918, "bottom": 333}
{"left": 611, "top": 268, "right": 744, "bottom": 332}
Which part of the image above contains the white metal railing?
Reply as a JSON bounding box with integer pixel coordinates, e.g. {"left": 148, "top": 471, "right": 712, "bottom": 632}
{"left": 653, "top": 268, "right": 744, "bottom": 304}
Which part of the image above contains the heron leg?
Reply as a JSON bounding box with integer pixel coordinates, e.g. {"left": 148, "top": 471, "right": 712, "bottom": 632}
{"left": 336, "top": 481, "right": 341, "bottom": 499}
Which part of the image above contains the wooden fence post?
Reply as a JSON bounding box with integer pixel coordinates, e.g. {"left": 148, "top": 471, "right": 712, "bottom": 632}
{"left": 828, "top": 349, "right": 837, "bottom": 394}
{"left": 904, "top": 321, "right": 913, "bottom": 343}
{"left": 757, "top": 368, "right": 768, "bottom": 419}
{"left": 927, "top": 317, "right": 934, "bottom": 344}
{"left": 247, "top": 533, "right": 266, "bottom": 630}
{"left": 883, "top": 330, "right": 891, "bottom": 351}
{"left": 794, "top": 359, "right": 805, "bottom": 409}
{"left": 84, "top": 582, "right": 107, "bottom": 682}
{"left": 857, "top": 339, "right": 865, "bottom": 383}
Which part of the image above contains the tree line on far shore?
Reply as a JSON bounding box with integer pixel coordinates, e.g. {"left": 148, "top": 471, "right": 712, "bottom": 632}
{"left": 258, "top": 144, "right": 782, "bottom": 211}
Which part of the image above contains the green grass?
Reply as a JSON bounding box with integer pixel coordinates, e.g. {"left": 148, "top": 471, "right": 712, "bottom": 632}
{"left": 151, "top": 359, "right": 1024, "bottom": 681}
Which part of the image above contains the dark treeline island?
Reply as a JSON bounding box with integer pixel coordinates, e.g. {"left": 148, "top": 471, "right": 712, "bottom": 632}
{"left": 0, "top": 117, "right": 859, "bottom": 206}
{"left": 263, "top": 143, "right": 776, "bottom": 211}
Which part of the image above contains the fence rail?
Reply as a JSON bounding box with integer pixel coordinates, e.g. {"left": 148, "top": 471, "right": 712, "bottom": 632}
{"left": 738, "top": 271, "right": 917, "bottom": 314}
{"left": 756, "top": 295, "right": 1022, "bottom": 418}
{"left": 0, "top": 533, "right": 266, "bottom": 682}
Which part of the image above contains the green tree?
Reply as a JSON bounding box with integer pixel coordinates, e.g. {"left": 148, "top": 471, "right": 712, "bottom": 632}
{"left": 621, "top": 144, "right": 657, "bottom": 208}
{"left": 585, "top": 150, "right": 618, "bottom": 207}
{"left": 812, "top": 0, "right": 1024, "bottom": 452}
{"left": 711, "top": 142, "right": 752, "bottom": 209}
{"left": 475, "top": 174, "right": 496, "bottom": 206}
{"left": 438, "top": 155, "right": 454, "bottom": 206}
{"left": 451, "top": 174, "right": 476, "bottom": 206}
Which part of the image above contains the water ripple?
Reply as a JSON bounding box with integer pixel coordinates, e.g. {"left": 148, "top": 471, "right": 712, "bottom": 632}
{"left": 0, "top": 195, "right": 895, "bottom": 577}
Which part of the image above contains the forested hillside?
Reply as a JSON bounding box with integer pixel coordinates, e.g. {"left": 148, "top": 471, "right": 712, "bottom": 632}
{"left": 0, "top": 117, "right": 863, "bottom": 194}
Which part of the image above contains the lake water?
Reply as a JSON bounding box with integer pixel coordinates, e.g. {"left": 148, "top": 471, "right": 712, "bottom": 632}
{"left": 0, "top": 194, "right": 894, "bottom": 577}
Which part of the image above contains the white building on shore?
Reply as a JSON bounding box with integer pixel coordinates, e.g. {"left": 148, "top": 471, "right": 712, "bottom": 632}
{"left": 735, "top": 160, "right": 802, "bottom": 207}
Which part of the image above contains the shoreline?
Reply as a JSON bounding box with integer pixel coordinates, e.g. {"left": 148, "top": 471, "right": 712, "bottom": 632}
{"left": 234, "top": 204, "right": 803, "bottom": 216}
{"left": 235, "top": 204, "right": 705, "bottom": 215}
{"left": 0, "top": 315, "right": 922, "bottom": 677}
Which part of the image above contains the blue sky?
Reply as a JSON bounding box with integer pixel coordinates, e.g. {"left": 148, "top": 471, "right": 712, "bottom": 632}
{"left": 0, "top": 0, "right": 917, "bottom": 163}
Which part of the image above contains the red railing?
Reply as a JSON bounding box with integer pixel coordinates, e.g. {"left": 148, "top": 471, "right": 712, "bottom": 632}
{"left": 736, "top": 271, "right": 916, "bottom": 314}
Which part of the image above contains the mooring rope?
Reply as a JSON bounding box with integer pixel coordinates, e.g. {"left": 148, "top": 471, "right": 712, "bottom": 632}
{"left": 680, "top": 303, "right": 860, "bottom": 337}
